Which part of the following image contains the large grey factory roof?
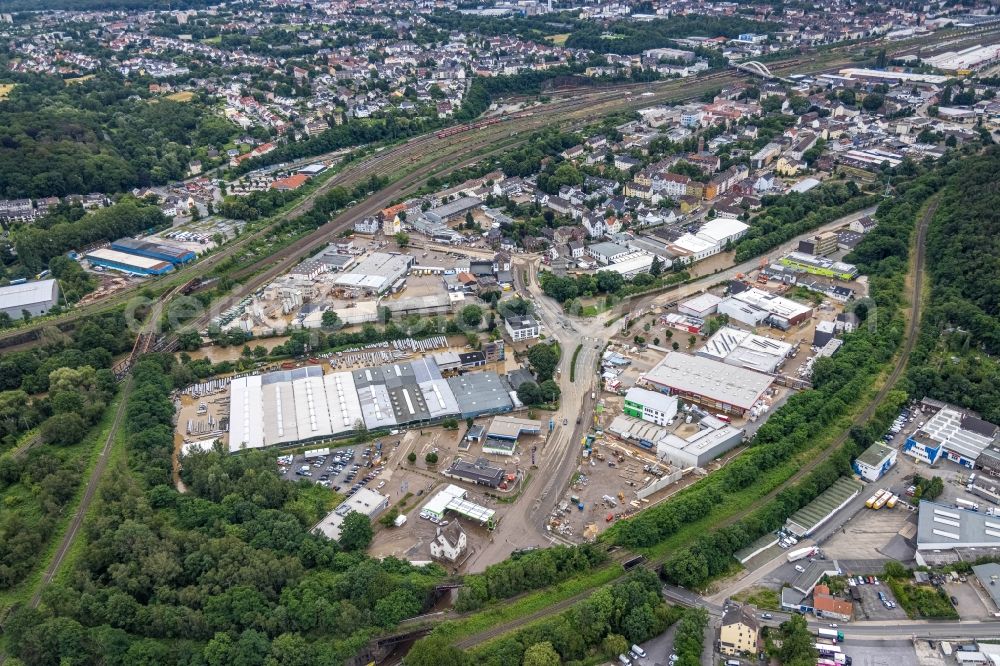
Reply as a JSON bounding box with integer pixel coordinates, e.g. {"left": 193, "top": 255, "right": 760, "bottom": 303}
{"left": 229, "top": 360, "right": 504, "bottom": 449}
{"left": 643, "top": 352, "right": 774, "bottom": 411}
{"left": 917, "top": 500, "right": 1000, "bottom": 549}
{"left": 427, "top": 196, "right": 481, "bottom": 221}
{"left": 0, "top": 279, "right": 58, "bottom": 310}
{"left": 447, "top": 372, "right": 513, "bottom": 415}
{"left": 334, "top": 252, "right": 413, "bottom": 292}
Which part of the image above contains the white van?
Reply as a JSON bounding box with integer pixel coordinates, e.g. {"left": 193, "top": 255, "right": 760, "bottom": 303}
{"left": 618, "top": 655, "right": 632, "bottom": 666}
{"left": 631, "top": 645, "right": 646, "bottom": 659}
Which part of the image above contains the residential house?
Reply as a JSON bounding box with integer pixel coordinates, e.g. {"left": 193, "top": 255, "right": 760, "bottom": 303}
{"left": 812, "top": 584, "right": 852, "bottom": 622}
{"left": 719, "top": 603, "right": 760, "bottom": 657}
{"left": 429, "top": 522, "right": 467, "bottom": 562}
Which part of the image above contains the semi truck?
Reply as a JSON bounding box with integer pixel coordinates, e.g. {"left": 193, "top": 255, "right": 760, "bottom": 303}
{"left": 787, "top": 546, "right": 818, "bottom": 563}
{"left": 872, "top": 491, "right": 891, "bottom": 510}
{"left": 956, "top": 498, "right": 980, "bottom": 511}
{"left": 816, "top": 628, "right": 844, "bottom": 642}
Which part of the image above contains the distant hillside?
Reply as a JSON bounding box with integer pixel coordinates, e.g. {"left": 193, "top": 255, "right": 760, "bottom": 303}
{"left": 0, "top": 0, "right": 219, "bottom": 10}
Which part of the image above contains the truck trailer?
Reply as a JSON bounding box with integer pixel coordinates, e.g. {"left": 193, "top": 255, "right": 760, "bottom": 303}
{"left": 786, "top": 546, "right": 818, "bottom": 562}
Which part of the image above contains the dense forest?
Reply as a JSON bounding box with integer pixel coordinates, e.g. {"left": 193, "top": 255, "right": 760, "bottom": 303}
{"left": 907, "top": 147, "right": 1000, "bottom": 423}
{"left": 0, "top": 310, "right": 134, "bottom": 593}
{"left": 0, "top": 73, "right": 235, "bottom": 198}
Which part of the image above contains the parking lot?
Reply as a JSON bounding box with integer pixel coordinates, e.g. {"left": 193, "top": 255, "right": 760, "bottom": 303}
{"left": 853, "top": 579, "right": 907, "bottom": 621}
{"left": 844, "top": 640, "right": 920, "bottom": 666}
{"left": 822, "top": 507, "right": 915, "bottom": 561}
{"left": 278, "top": 443, "right": 392, "bottom": 497}
{"left": 942, "top": 580, "right": 992, "bottom": 619}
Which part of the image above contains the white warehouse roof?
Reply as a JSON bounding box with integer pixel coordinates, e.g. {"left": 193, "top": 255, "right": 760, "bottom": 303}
{"left": 697, "top": 218, "right": 749, "bottom": 245}
{"left": 0, "top": 279, "right": 58, "bottom": 311}
{"left": 643, "top": 351, "right": 774, "bottom": 411}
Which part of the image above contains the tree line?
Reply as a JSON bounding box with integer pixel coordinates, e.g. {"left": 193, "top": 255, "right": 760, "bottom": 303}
{"left": 565, "top": 16, "right": 780, "bottom": 55}
{"left": 409, "top": 569, "right": 676, "bottom": 666}
{"left": 733, "top": 181, "right": 874, "bottom": 263}
{"left": 13, "top": 198, "right": 169, "bottom": 272}
{"left": 455, "top": 544, "right": 607, "bottom": 612}
{"left": 907, "top": 148, "right": 1000, "bottom": 423}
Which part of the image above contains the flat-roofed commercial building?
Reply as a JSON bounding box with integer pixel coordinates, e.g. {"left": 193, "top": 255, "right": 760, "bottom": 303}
{"left": 444, "top": 457, "right": 505, "bottom": 488}
{"left": 853, "top": 442, "right": 897, "bottom": 482}
{"left": 111, "top": 237, "right": 196, "bottom": 265}
{"left": 85, "top": 247, "right": 174, "bottom": 275}
{"left": 642, "top": 351, "right": 774, "bottom": 416}
{"left": 227, "top": 361, "right": 492, "bottom": 451}
{"left": 313, "top": 488, "right": 388, "bottom": 540}
{"left": 916, "top": 500, "right": 1000, "bottom": 559}
{"left": 487, "top": 416, "right": 542, "bottom": 440}
{"left": 697, "top": 326, "right": 793, "bottom": 374}
{"left": 779, "top": 251, "right": 858, "bottom": 281}
{"left": 656, "top": 421, "right": 744, "bottom": 468}
{"left": 718, "top": 287, "right": 813, "bottom": 330}
{"left": 447, "top": 372, "right": 514, "bottom": 419}
{"left": 904, "top": 402, "right": 998, "bottom": 468}
{"left": 334, "top": 252, "right": 413, "bottom": 294}
{"left": 0, "top": 279, "right": 59, "bottom": 319}
{"left": 623, "top": 387, "right": 678, "bottom": 426}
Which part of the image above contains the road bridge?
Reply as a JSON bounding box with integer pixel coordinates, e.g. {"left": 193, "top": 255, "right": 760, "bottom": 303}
{"left": 732, "top": 60, "right": 797, "bottom": 84}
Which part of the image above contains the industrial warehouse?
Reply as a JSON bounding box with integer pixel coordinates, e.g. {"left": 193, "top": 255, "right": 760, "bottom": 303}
{"left": 696, "top": 326, "right": 794, "bottom": 374}
{"left": 0, "top": 279, "right": 60, "bottom": 320}
{"left": 904, "top": 399, "right": 1000, "bottom": 468}
{"left": 227, "top": 360, "right": 515, "bottom": 452}
{"left": 642, "top": 351, "right": 776, "bottom": 416}
{"left": 84, "top": 236, "right": 198, "bottom": 276}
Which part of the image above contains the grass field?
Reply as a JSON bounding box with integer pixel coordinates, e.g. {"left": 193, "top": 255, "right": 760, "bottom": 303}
{"left": 65, "top": 74, "right": 95, "bottom": 85}
{"left": 0, "top": 83, "right": 15, "bottom": 100}
{"left": 166, "top": 91, "right": 196, "bottom": 102}
{"left": 547, "top": 33, "right": 570, "bottom": 46}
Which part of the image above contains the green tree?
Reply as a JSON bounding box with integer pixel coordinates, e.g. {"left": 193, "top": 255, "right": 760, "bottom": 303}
{"left": 538, "top": 379, "right": 561, "bottom": 403}
{"left": 602, "top": 633, "right": 629, "bottom": 658}
{"left": 517, "top": 381, "right": 543, "bottom": 406}
{"left": 425, "top": 451, "right": 439, "bottom": 465}
{"left": 527, "top": 343, "right": 559, "bottom": 382}
{"left": 321, "top": 310, "right": 340, "bottom": 328}
{"left": 523, "top": 642, "right": 561, "bottom": 666}
{"left": 395, "top": 232, "right": 410, "bottom": 248}
{"left": 461, "top": 304, "right": 484, "bottom": 327}
{"left": 407, "top": 451, "right": 417, "bottom": 464}
{"left": 40, "top": 412, "right": 87, "bottom": 446}
{"left": 339, "top": 512, "right": 373, "bottom": 551}
{"left": 777, "top": 615, "right": 817, "bottom": 664}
